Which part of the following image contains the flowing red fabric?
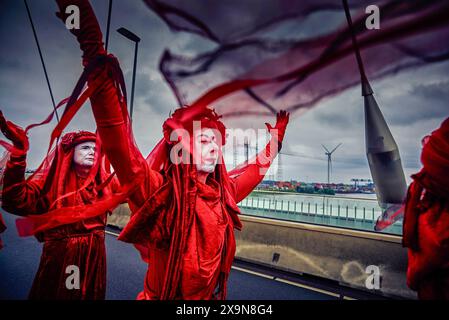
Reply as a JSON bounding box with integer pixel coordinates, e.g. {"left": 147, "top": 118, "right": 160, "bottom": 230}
{"left": 145, "top": 0, "right": 449, "bottom": 117}
{"left": 1, "top": 3, "right": 132, "bottom": 237}
{"left": 0, "top": 97, "right": 67, "bottom": 180}
{"left": 402, "top": 117, "right": 449, "bottom": 299}
{"left": 144, "top": 0, "right": 369, "bottom": 44}
{"left": 56, "top": 0, "right": 287, "bottom": 300}
{"left": 1, "top": 131, "right": 122, "bottom": 236}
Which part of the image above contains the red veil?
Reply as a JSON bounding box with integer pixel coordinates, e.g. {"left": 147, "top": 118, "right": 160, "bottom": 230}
{"left": 0, "top": 129, "right": 124, "bottom": 237}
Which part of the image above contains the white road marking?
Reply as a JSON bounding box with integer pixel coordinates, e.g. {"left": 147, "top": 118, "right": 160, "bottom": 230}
{"left": 274, "top": 278, "right": 341, "bottom": 298}
{"left": 106, "top": 230, "right": 120, "bottom": 237}
{"left": 231, "top": 266, "right": 275, "bottom": 280}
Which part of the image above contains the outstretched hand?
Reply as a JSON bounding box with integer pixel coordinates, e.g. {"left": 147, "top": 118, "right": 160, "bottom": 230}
{"left": 265, "top": 110, "right": 289, "bottom": 143}
{"left": 0, "top": 111, "right": 29, "bottom": 151}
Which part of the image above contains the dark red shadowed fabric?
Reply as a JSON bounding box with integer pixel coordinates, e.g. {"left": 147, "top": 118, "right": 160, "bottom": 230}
{"left": 403, "top": 117, "right": 449, "bottom": 299}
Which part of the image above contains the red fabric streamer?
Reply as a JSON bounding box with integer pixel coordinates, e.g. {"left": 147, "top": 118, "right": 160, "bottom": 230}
{"left": 145, "top": 0, "right": 449, "bottom": 118}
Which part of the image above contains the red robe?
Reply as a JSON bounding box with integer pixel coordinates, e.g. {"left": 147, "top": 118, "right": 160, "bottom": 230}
{"left": 56, "top": 0, "right": 284, "bottom": 299}
{"left": 1, "top": 146, "right": 119, "bottom": 300}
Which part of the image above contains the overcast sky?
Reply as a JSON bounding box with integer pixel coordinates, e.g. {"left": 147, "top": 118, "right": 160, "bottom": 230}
{"left": 1, "top": 0, "right": 448, "bottom": 185}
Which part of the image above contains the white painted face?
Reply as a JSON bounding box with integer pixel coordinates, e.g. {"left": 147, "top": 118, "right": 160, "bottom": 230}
{"left": 73, "top": 141, "right": 96, "bottom": 168}
{"left": 193, "top": 128, "right": 220, "bottom": 174}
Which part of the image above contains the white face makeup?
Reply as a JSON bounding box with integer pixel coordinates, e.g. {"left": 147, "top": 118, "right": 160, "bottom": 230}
{"left": 193, "top": 128, "right": 221, "bottom": 174}
{"left": 73, "top": 141, "right": 96, "bottom": 168}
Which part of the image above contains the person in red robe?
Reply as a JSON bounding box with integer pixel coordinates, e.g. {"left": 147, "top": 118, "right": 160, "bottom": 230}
{"left": 0, "top": 111, "right": 120, "bottom": 300}
{"left": 55, "top": 0, "right": 289, "bottom": 300}
{"left": 403, "top": 117, "right": 449, "bottom": 300}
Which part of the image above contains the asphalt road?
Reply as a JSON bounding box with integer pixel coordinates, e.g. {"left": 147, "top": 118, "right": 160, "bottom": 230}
{"left": 0, "top": 212, "right": 337, "bottom": 300}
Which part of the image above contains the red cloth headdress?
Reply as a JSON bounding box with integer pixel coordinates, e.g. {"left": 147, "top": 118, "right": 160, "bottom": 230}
{"left": 1, "top": 130, "right": 123, "bottom": 237}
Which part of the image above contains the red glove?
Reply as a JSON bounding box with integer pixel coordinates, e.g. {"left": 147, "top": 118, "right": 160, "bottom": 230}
{"left": 55, "top": 0, "right": 106, "bottom": 66}
{"left": 265, "top": 110, "right": 289, "bottom": 143}
{"left": 0, "top": 111, "right": 29, "bottom": 153}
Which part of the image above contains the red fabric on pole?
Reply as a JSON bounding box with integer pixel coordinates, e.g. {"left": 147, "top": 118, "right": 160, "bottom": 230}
{"left": 145, "top": 0, "right": 449, "bottom": 118}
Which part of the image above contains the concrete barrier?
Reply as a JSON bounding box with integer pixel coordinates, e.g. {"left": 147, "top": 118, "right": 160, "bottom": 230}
{"left": 108, "top": 204, "right": 416, "bottom": 299}
{"left": 235, "top": 215, "right": 416, "bottom": 299}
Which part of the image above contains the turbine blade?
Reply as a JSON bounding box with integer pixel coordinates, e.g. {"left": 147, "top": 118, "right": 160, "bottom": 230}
{"left": 330, "top": 143, "right": 342, "bottom": 154}
{"left": 321, "top": 144, "right": 330, "bottom": 153}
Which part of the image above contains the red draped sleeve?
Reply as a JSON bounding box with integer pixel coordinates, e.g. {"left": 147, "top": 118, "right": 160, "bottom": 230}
{"left": 230, "top": 136, "right": 281, "bottom": 203}
{"left": 1, "top": 153, "right": 45, "bottom": 215}
{"left": 55, "top": 0, "right": 164, "bottom": 209}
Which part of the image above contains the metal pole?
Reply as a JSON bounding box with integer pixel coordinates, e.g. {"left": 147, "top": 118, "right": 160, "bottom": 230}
{"left": 130, "top": 41, "right": 138, "bottom": 119}
{"left": 24, "top": 0, "right": 59, "bottom": 122}
{"left": 341, "top": 0, "right": 371, "bottom": 92}
{"left": 342, "top": 0, "right": 407, "bottom": 214}
{"left": 105, "top": 0, "right": 113, "bottom": 51}
{"left": 117, "top": 27, "right": 140, "bottom": 120}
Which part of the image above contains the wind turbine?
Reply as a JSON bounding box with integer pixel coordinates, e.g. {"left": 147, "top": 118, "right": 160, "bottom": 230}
{"left": 322, "top": 143, "right": 342, "bottom": 185}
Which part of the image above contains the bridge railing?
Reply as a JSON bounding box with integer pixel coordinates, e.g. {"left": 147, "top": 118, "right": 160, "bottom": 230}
{"left": 238, "top": 195, "right": 402, "bottom": 235}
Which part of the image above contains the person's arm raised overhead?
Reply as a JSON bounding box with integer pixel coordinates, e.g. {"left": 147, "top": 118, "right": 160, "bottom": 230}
{"left": 55, "top": 0, "right": 163, "bottom": 207}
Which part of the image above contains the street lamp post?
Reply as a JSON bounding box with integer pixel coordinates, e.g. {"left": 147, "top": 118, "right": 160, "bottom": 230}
{"left": 117, "top": 27, "right": 141, "bottom": 120}
{"left": 105, "top": 0, "right": 113, "bottom": 51}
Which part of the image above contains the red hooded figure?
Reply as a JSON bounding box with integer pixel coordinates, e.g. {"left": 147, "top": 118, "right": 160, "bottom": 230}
{"left": 0, "top": 112, "right": 120, "bottom": 299}
{"left": 56, "top": 0, "right": 289, "bottom": 299}
{"left": 403, "top": 117, "right": 449, "bottom": 299}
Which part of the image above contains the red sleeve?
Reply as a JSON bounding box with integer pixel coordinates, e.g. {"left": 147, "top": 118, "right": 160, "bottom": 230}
{"left": 110, "top": 175, "right": 122, "bottom": 194}
{"left": 89, "top": 69, "right": 164, "bottom": 208}
{"left": 1, "top": 153, "right": 43, "bottom": 215}
{"left": 231, "top": 136, "right": 280, "bottom": 203}
{"left": 56, "top": 0, "right": 163, "bottom": 208}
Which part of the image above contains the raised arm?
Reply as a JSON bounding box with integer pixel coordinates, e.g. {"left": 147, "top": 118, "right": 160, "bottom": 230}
{"left": 231, "top": 111, "right": 289, "bottom": 203}
{"left": 55, "top": 0, "right": 163, "bottom": 207}
{"left": 0, "top": 112, "right": 43, "bottom": 215}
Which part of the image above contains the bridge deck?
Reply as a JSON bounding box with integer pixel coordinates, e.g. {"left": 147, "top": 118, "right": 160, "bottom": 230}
{"left": 0, "top": 212, "right": 386, "bottom": 300}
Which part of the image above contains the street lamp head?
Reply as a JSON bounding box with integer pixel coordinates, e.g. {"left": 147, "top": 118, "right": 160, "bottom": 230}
{"left": 117, "top": 27, "right": 141, "bottom": 43}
